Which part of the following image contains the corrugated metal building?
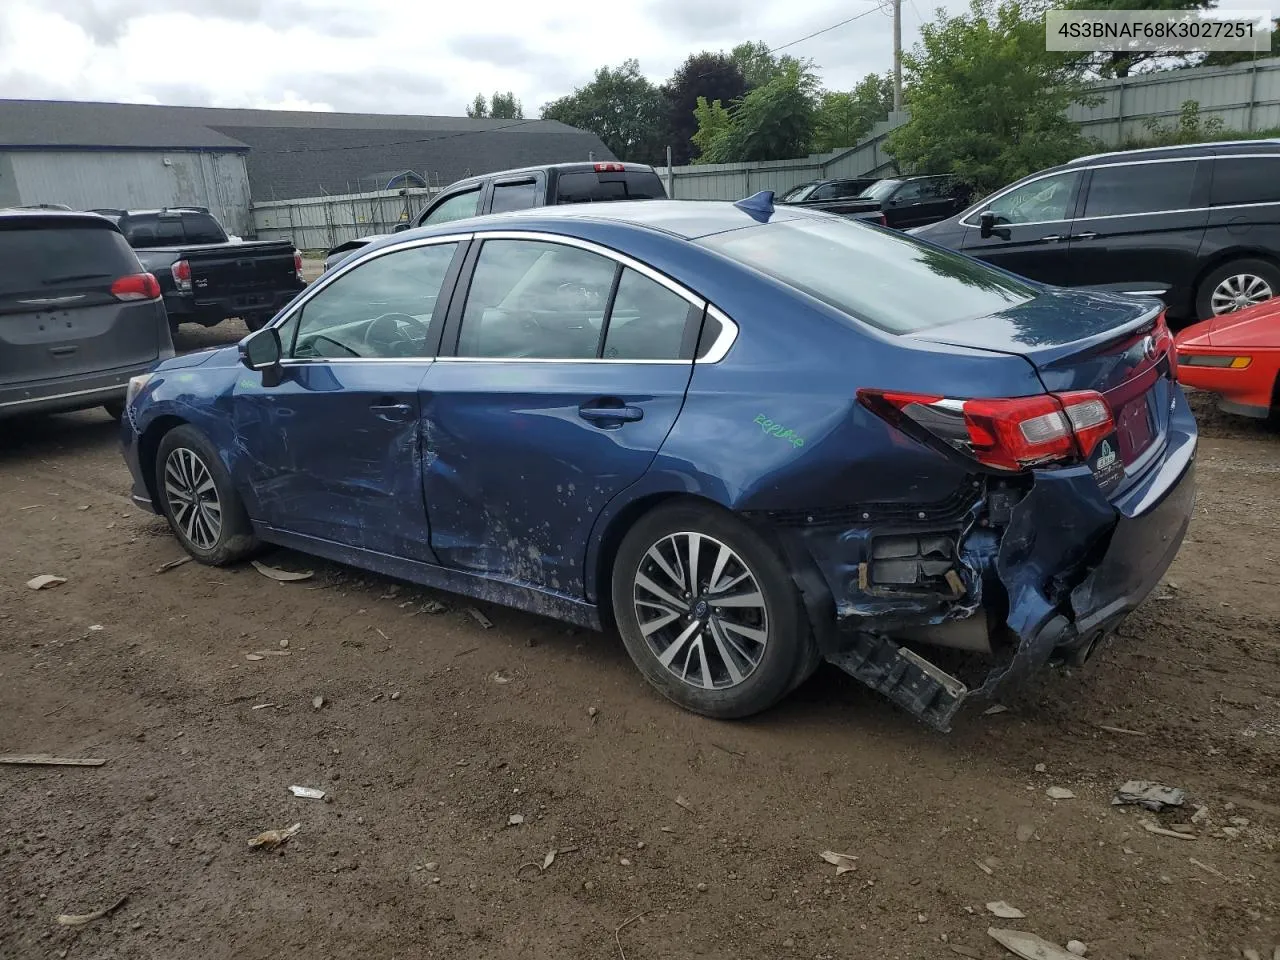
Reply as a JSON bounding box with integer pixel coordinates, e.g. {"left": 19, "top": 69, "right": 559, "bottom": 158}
{"left": 0, "top": 100, "right": 615, "bottom": 238}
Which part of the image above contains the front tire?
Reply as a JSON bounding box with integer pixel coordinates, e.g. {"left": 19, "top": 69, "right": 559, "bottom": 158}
{"left": 242, "top": 313, "right": 272, "bottom": 332}
{"left": 1195, "top": 258, "right": 1280, "bottom": 319}
{"left": 611, "top": 500, "right": 815, "bottom": 719}
{"left": 154, "top": 425, "right": 257, "bottom": 565}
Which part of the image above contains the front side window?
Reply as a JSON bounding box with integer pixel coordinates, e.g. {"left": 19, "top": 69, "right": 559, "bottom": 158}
{"left": 490, "top": 180, "right": 539, "bottom": 214}
{"left": 288, "top": 242, "right": 458, "bottom": 360}
{"left": 985, "top": 171, "right": 1081, "bottom": 225}
{"left": 860, "top": 179, "right": 901, "bottom": 201}
{"left": 779, "top": 183, "right": 816, "bottom": 202}
{"left": 422, "top": 189, "right": 480, "bottom": 226}
{"left": 1083, "top": 161, "right": 1196, "bottom": 218}
{"left": 892, "top": 181, "right": 929, "bottom": 203}
{"left": 811, "top": 183, "right": 841, "bottom": 201}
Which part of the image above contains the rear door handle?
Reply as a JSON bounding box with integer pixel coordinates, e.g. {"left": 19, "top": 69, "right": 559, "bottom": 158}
{"left": 370, "top": 401, "right": 413, "bottom": 422}
{"left": 1072, "top": 232, "right": 1099, "bottom": 240}
{"left": 579, "top": 402, "right": 644, "bottom": 425}
{"left": 1038, "top": 235, "right": 1065, "bottom": 243}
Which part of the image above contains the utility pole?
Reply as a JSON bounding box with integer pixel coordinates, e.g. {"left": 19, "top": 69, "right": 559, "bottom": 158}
{"left": 892, "top": 0, "right": 903, "bottom": 113}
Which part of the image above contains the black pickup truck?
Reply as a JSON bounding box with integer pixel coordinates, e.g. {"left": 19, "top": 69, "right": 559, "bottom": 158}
{"left": 829, "top": 175, "right": 973, "bottom": 230}
{"left": 99, "top": 208, "right": 305, "bottom": 331}
{"left": 775, "top": 178, "right": 881, "bottom": 215}
{"left": 323, "top": 162, "right": 667, "bottom": 272}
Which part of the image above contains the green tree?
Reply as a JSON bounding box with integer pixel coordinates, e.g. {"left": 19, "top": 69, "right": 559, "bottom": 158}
{"left": 1198, "top": 17, "right": 1280, "bottom": 66}
{"left": 1065, "top": 0, "right": 1217, "bottom": 78}
{"left": 690, "top": 96, "right": 734, "bottom": 161}
{"left": 693, "top": 60, "right": 820, "bottom": 163}
{"left": 489, "top": 91, "right": 524, "bottom": 119}
{"left": 887, "top": 0, "right": 1097, "bottom": 194}
{"left": 466, "top": 93, "right": 488, "bottom": 118}
{"left": 662, "top": 52, "right": 747, "bottom": 164}
{"left": 540, "top": 59, "right": 666, "bottom": 163}
{"left": 730, "top": 41, "right": 805, "bottom": 89}
{"left": 813, "top": 73, "right": 894, "bottom": 151}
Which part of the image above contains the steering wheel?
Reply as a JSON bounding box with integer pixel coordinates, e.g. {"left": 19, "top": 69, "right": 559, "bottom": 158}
{"left": 364, "top": 312, "right": 430, "bottom": 351}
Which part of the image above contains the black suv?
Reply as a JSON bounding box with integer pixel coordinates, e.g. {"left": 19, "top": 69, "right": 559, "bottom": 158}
{"left": 910, "top": 140, "right": 1280, "bottom": 321}
{"left": 776, "top": 178, "right": 880, "bottom": 215}
{"left": 838, "top": 175, "right": 973, "bottom": 229}
{"left": 324, "top": 162, "right": 667, "bottom": 271}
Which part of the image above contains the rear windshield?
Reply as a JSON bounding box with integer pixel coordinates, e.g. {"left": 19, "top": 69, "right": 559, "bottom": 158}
{"left": 120, "top": 212, "right": 226, "bottom": 248}
{"left": 698, "top": 218, "right": 1037, "bottom": 333}
{"left": 0, "top": 221, "right": 139, "bottom": 296}
{"left": 554, "top": 171, "right": 666, "bottom": 204}
{"left": 859, "top": 179, "right": 901, "bottom": 201}
{"left": 778, "top": 183, "right": 817, "bottom": 202}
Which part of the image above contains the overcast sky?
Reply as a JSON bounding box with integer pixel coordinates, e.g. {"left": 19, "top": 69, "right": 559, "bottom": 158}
{"left": 0, "top": 0, "right": 1273, "bottom": 117}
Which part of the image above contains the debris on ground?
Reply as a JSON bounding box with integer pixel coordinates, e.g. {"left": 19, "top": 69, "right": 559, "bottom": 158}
{"left": 312, "top": 696, "right": 325, "bottom": 710}
{"left": 1141, "top": 820, "right": 1197, "bottom": 840}
{"left": 55, "top": 894, "right": 128, "bottom": 926}
{"left": 247, "top": 823, "right": 300, "bottom": 850}
{"left": 251, "top": 560, "right": 314, "bottom": 582}
{"left": 819, "top": 850, "right": 858, "bottom": 875}
{"left": 155, "top": 556, "right": 192, "bottom": 574}
{"left": 1188, "top": 857, "right": 1224, "bottom": 878}
{"left": 988, "top": 927, "right": 1080, "bottom": 960}
{"left": 245, "top": 654, "right": 264, "bottom": 661}
{"left": 1016, "top": 824, "right": 1035, "bottom": 842}
{"left": 279, "top": 638, "right": 290, "bottom": 649}
{"left": 253, "top": 650, "right": 290, "bottom": 658}
{"left": 250, "top": 703, "right": 276, "bottom": 711}
{"left": 588, "top": 706, "right": 599, "bottom": 718}
{"left": 1112, "top": 780, "right": 1186, "bottom": 811}
{"left": 507, "top": 813, "right": 525, "bottom": 826}
{"left": 1046, "top": 787, "right": 1076, "bottom": 800}
{"left": 0, "top": 755, "right": 106, "bottom": 767}
{"left": 1034, "top": 763, "right": 1047, "bottom": 773}
{"left": 986, "top": 901, "right": 1027, "bottom": 919}
{"left": 466, "top": 607, "right": 493, "bottom": 629}
{"left": 390, "top": 691, "right": 401, "bottom": 701}
{"left": 1191, "top": 804, "right": 1211, "bottom": 824}
{"left": 492, "top": 672, "right": 512, "bottom": 684}
{"left": 950, "top": 947, "right": 984, "bottom": 959}
{"left": 289, "top": 785, "right": 325, "bottom": 800}
{"left": 984, "top": 704, "right": 1009, "bottom": 715}
{"left": 1098, "top": 724, "right": 1146, "bottom": 737}
{"left": 1066, "top": 941, "right": 1088, "bottom": 956}
{"left": 975, "top": 859, "right": 995, "bottom": 875}
{"left": 415, "top": 600, "right": 448, "bottom": 615}
{"left": 26, "top": 574, "right": 67, "bottom": 590}
{"left": 674, "top": 795, "right": 695, "bottom": 814}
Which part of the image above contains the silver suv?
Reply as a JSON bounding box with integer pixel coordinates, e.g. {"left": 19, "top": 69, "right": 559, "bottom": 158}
{"left": 0, "top": 210, "right": 173, "bottom": 420}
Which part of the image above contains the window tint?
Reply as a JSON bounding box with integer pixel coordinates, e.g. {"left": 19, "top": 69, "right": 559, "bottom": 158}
{"left": 986, "top": 171, "right": 1080, "bottom": 225}
{"left": 833, "top": 181, "right": 870, "bottom": 199}
{"left": 779, "top": 183, "right": 816, "bottom": 202}
{"left": 699, "top": 218, "right": 1036, "bottom": 335}
{"left": 811, "top": 183, "right": 840, "bottom": 201}
{"left": 1083, "top": 161, "right": 1196, "bottom": 218}
{"left": 181, "top": 213, "right": 226, "bottom": 244}
{"left": 860, "top": 180, "right": 901, "bottom": 201}
{"left": 1210, "top": 157, "right": 1280, "bottom": 206}
{"left": 289, "top": 242, "right": 457, "bottom": 360}
{"left": 892, "top": 181, "right": 928, "bottom": 203}
{"left": 602, "top": 269, "right": 691, "bottom": 360}
{"left": 490, "top": 180, "right": 539, "bottom": 214}
{"left": 0, "top": 222, "right": 139, "bottom": 297}
{"left": 554, "top": 170, "right": 666, "bottom": 203}
{"left": 423, "top": 190, "right": 480, "bottom": 225}
{"left": 155, "top": 217, "right": 184, "bottom": 245}
{"left": 457, "top": 239, "right": 616, "bottom": 359}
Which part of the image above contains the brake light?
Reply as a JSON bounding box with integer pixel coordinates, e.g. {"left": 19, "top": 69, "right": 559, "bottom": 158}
{"left": 593, "top": 162, "right": 625, "bottom": 172}
{"left": 172, "top": 259, "right": 192, "bottom": 293}
{"left": 859, "top": 388, "right": 1115, "bottom": 472}
{"left": 879, "top": 214, "right": 888, "bottom": 227}
{"left": 1153, "top": 310, "right": 1176, "bottom": 377}
{"left": 111, "top": 272, "right": 161, "bottom": 301}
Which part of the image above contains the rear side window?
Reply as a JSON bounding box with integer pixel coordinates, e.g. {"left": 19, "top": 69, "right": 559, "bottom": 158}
{"left": 698, "top": 218, "right": 1036, "bottom": 334}
{"left": 0, "top": 222, "right": 140, "bottom": 297}
{"left": 1210, "top": 157, "right": 1280, "bottom": 206}
{"left": 554, "top": 171, "right": 666, "bottom": 204}
{"left": 602, "top": 269, "right": 692, "bottom": 360}
{"left": 1083, "top": 161, "right": 1197, "bottom": 218}
{"left": 490, "top": 180, "right": 539, "bottom": 214}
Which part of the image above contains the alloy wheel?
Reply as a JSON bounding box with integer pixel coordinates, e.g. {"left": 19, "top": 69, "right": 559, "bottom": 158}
{"left": 632, "top": 532, "right": 769, "bottom": 690}
{"left": 1211, "top": 273, "right": 1274, "bottom": 315}
{"left": 163, "top": 447, "right": 223, "bottom": 550}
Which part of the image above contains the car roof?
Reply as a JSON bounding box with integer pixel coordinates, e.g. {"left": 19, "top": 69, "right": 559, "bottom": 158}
{"left": 0, "top": 208, "right": 120, "bottom": 229}
{"left": 1066, "top": 138, "right": 1280, "bottom": 168}
{"left": 444, "top": 161, "right": 658, "bottom": 191}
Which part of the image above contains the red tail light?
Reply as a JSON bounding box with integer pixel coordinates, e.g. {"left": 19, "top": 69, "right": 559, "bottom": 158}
{"left": 172, "top": 259, "right": 192, "bottom": 292}
{"left": 859, "top": 389, "right": 1115, "bottom": 472}
{"left": 1153, "top": 310, "right": 1176, "bottom": 378}
{"left": 111, "top": 272, "right": 161, "bottom": 301}
{"left": 879, "top": 214, "right": 888, "bottom": 227}
{"left": 593, "top": 162, "right": 625, "bottom": 172}
{"left": 293, "top": 249, "right": 304, "bottom": 282}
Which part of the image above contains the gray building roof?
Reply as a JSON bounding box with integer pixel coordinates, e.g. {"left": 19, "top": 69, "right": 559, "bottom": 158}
{"left": 0, "top": 100, "right": 617, "bottom": 201}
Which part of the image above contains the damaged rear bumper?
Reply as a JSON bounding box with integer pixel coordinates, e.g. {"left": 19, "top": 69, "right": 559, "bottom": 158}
{"left": 777, "top": 402, "right": 1197, "bottom": 731}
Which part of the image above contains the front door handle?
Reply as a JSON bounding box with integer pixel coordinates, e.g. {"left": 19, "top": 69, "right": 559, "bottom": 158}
{"left": 1037, "top": 235, "right": 1065, "bottom": 243}
{"left": 1072, "top": 232, "right": 1099, "bottom": 240}
{"left": 579, "top": 401, "right": 644, "bottom": 425}
{"left": 370, "top": 401, "right": 413, "bottom": 422}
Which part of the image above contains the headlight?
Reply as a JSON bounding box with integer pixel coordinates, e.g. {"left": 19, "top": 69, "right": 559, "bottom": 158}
{"left": 125, "top": 373, "right": 153, "bottom": 408}
{"left": 1177, "top": 354, "right": 1251, "bottom": 368}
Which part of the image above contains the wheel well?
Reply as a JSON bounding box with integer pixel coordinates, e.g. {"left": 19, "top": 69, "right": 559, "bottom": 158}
{"left": 591, "top": 492, "right": 725, "bottom": 626}
{"left": 137, "top": 415, "right": 188, "bottom": 506}
{"left": 1191, "top": 250, "right": 1280, "bottom": 306}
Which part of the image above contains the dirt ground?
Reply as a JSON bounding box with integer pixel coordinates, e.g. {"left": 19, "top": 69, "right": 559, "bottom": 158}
{"left": 2, "top": 320, "right": 1277, "bottom": 960}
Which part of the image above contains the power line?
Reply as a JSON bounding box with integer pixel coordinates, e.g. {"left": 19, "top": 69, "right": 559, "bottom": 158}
{"left": 696, "top": 3, "right": 892, "bottom": 80}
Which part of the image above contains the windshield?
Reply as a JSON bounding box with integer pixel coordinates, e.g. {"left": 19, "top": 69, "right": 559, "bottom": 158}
{"left": 778, "top": 183, "right": 817, "bottom": 202}
{"left": 858, "top": 179, "right": 901, "bottom": 201}
{"left": 697, "top": 218, "right": 1037, "bottom": 334}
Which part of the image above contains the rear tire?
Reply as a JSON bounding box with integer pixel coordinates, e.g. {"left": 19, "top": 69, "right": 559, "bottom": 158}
{"left": 154, "top": 424, "right": 257, "bottom": 566}
{"left": 611, "top": 500, "right": 816, "bottom": 719}
{"left": 242, "top": 313, "right": 272, "bottom": 332}
{"left": 1195, "top": 258, "right": 1280, "bottom": 320}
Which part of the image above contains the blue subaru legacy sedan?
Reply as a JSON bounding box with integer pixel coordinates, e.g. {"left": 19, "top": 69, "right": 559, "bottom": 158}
{"left": 120, "top": 197, "right": 1196, "bottom": 730}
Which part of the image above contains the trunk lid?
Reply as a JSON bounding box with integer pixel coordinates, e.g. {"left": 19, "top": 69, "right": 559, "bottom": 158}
{"left": 0, "top": 217, "right": 161, "bottom": 386}
{"left": 911, "top": 290, "right": 1172, "bottom": 476}
{"left": 181, "top": 240, "right": 299, "bottom": 300}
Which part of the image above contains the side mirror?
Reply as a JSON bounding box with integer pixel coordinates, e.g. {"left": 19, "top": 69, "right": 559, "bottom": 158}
{"left": 240, "top": 326, "right": 281, "bottom": 372}
{"left": 393, "top": 223, "right": 410, "bottom": 233}
{"left": 979, "top": 211, "right": 997, "bottom": 239}
{"left": 888, "top": 197, "right": 902, "bottom": 206}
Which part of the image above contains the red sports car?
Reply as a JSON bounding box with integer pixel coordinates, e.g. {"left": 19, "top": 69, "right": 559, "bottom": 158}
{"left": 1175, "top": 298, "right": 1280, "bottom": 420}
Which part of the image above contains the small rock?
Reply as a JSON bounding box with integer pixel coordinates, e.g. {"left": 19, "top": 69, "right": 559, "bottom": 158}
{"left": 279, "top": 638, "right": 289, "bottom": 649}
{"left": 1016, "top": 824, "right": 1035, "bottom": 842}
{"left": 762, "top": 890, "right": 774, "bottom": 901}
{"left": 1047, "top": 786, "right": 1076, "bottom": 800}
{"left": 583, "top": 880, "right": 595, "bottom": 891}
{"left": 1067, "top": 940, "right": 1087, "bottom": 956}
{"left": 636, "top": 841, "right": 645, "bottom": 849}
{"left": 1159, "top": 874, "right": 1172, "bottom": 885}
{"left": 661, "top": 826, "right": 674, "bottom": 833}
{"left": 313, "top": 696, "right": 325, "bottom": 710}
{"left": 696, "top": 882, "right": 708, "bottom": 892}
{"left": 508, "top": 814, "right": 524, "bottom": 826}
{"left": 130, "top": 921, "right": 142, "bottom": 931}
{"left": 144, "top": 791, "right": 157, "bottom": 802}
{"left": 783, "top": 939, "right": 795, "bottom": 948}
{"left": 1222, "top": 826, "right": 1241, "bottom": 839}
{"left": 1171, "top": 823, "right": 1195, "bottom": 834}
{"left": 1122, "top": 847, "right": 1135, "bottom": 855}
{"left": 917, "top": 913, "right": 928, "bottom": 923}
{"left": 1229, "top": 816, "right": 1250, "bottom": 828}
{"left": 983, "top": 704, "right": 1008, "bottom": 715}
{"left": 1191, "top": 805, "right": 1210, "bottom": 824}
{"left": 431, "top": 877, "right": 440, "bottom": 884}
{"left": 986, "top": 901, "right": 1025, "bottom": 919}
{"left": 390, "top": 691, "right": 401, "bottom": 701}
{"left": 414, "top": 865, "right": 423, "bottom": 871}
{"left": 424, "top": 861, "right": 438, "bottom": 871}
{"left": 1242, "top": 951, "right": 1261, "bottom": 960}
{"left": 1034, "top": 763, "right": 1047, "bottom": 773}
{"left": 620, "top": 858, "right": 631, "bottom": 866}
{"left": 587, "top": 706, "right": 598, "bottom": 718}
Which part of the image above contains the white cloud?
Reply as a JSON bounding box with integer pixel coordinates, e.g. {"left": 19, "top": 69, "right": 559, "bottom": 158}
{"left": 0, "top": 0, "right": 939, "bottom": 116}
